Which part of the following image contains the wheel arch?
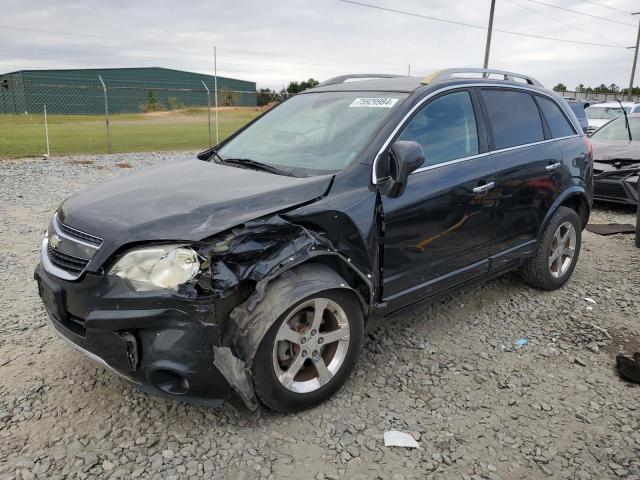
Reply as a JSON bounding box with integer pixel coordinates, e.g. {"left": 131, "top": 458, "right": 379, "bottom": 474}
{"left": 222, "top": 262, "right": 365, "bottom": 366}
{"left": 538, "top": 187, "right": 590, "bottom": 240}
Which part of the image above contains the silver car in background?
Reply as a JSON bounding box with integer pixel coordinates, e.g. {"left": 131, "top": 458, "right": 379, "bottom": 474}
{"left": 585, "top": 102, "right": 639, "bottom": 134}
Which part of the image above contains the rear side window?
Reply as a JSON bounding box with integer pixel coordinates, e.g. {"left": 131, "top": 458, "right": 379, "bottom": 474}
{"left": 397, "top": 90, "right": 479, "bottom": 166}
{"left": 482, "top": 90, "right": 544, "bottom": 149}
{"left": 537, "top": 97, "right": 575, "bottom": 138}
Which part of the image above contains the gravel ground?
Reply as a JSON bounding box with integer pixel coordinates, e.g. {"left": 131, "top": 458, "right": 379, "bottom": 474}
{"left": 0, "top": 152, "right": 639, "bottom": 480}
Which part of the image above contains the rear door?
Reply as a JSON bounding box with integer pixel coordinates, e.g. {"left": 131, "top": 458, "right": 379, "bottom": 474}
{"left": 381, "top": 89, "right": 496, "bottom": 308}
{"left": 480, "top": 88, "right": 571, "bottom": 266}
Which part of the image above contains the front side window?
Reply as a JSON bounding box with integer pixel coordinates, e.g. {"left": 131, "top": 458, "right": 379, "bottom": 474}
{"left": 217, "top": 91, "right": 407, "bottom": 176}
{"left": 397, "top": 90, "right": 479, "bottom": 166}
{"left": 590, "top": 116, "right": 640, "bottom": 141}
{"left": 482, "top": 90, "right": 544, "bottom": 149}
{"left": 537, "top": 97, "right": 575, "bottom": 138}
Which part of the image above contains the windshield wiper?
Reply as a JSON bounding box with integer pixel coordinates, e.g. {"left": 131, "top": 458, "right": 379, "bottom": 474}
{"left": 616, "top": 99, "right": 633, "bottom": 141}
{"left": 219, "top": 157, "right": 295, "bottom": 177}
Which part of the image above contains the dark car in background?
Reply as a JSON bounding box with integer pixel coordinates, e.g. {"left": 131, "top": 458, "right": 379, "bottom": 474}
{"left": 565, "top": 99, "right": 589, "bottom": 134}
{"left": 591, "top": 113, "right": 640, "bottom": 206}
{"left": 35, "top": 68, "right": 593, "bottom": 413}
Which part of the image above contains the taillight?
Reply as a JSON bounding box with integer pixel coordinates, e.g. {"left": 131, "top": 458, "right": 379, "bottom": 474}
{"left": 583, "top": 136, "right": 593, "bottom": 162}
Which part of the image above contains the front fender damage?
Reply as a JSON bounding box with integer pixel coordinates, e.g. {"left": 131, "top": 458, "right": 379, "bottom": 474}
{"left": 201, "top": 215, "right": 373, "bottom": 410}
{"left": 212, "top": 346, "right": 259, "bottom": 410}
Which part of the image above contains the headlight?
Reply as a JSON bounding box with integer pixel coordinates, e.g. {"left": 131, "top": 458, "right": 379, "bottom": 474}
{"left": 109, "top": 246, "right": 200, "bottom": 291}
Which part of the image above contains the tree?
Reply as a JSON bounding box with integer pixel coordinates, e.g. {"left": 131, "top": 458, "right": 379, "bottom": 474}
{"left": 256, "top": 87, "right": 283, "bottom": 106}
{"left": 142, "top": 90, "right": 162, "bottom": 112}
{"left": 552, "top": 83, "right": 567, "bottom": 92}
{"left": 218, "top": 87, "right": 241, "bottom": 106}
{"left": 285, "top": 78, "right": 319, "bottom": 94}
{"left": 575, "top": 84, "right": 585, "bottom": 93}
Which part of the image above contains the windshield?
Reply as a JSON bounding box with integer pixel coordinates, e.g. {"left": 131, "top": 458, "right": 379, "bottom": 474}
{"left": 217, "top": 91, "right": 407, "bottom": 176}
{"left": 590, "top": 116, "right": 640, "bottom": 141}
{"left": 586, "top": 106, "right": 630, "bottom": 120}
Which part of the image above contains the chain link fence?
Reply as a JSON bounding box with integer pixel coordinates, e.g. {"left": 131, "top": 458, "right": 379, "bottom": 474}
{"left": 0, "top": 80, "right": 290, "bottom": 158}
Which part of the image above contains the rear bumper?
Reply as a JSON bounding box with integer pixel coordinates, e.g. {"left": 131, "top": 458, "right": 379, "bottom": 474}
{"left": 34, "top": 264, "right": 246, "bottom": 407}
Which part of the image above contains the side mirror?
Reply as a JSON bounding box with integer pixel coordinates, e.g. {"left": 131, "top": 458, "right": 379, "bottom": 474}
{"left": 378, "top": 140, "right": 425, "bottom": 198}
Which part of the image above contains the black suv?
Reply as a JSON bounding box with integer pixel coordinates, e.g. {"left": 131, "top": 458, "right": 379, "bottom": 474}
{"left": 35, "top": 68, "right": 593, "bottom": 412}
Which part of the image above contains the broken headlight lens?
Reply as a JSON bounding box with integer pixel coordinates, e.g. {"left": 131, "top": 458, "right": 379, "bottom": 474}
{"left": 109, "top": 246, "right": 200, "bottom": 291}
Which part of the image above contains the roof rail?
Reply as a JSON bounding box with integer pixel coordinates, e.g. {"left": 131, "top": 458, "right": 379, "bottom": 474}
{"left": 317, "top": 73, "right": 404, "bottom": 87}
{"left": 421, "top": 68, "right": 543, "bottom": 87}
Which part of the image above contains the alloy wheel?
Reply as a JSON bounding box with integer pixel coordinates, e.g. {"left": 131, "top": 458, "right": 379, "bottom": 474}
{"left": 272, "top": 298, "right": 350, "bottom": 394}
{"left": 548, "top": 221, "right": 576, "bottom": 278}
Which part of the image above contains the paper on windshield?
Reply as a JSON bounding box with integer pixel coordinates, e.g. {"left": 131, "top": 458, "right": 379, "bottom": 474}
{"left": 349, "top": 97, "right": 399, "bottom": 108}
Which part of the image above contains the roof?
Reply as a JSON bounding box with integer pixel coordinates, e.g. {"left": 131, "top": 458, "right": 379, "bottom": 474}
{"left": 309, "top": 68, "right": 546, "bottom": 94}
{"left": 0, "top": 66, "right": 254, "bottom": 86}
{"left": 311, "top": 76, "right": 423, "bottom": 93}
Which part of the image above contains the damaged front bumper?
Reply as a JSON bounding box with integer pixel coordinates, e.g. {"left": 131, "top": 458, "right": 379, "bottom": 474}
{"left": 34, "top": 264, "right": 257, "bottom": 409}
{"left": 593, "top": 163, "right": 639, "bottom": 205}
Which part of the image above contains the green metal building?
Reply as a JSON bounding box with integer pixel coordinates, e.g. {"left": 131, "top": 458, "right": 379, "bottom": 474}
{"left": 0, "top": 67, "right": 257, "bottom": 114}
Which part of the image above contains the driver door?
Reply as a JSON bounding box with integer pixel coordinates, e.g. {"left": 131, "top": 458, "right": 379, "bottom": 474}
{"left": 381, "top": 89, "right": 497, "bottom": 309}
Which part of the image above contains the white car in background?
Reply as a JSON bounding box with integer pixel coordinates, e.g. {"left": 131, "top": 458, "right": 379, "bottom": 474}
{"left": 585, "top": 102, "right": 640, "bottom": 134}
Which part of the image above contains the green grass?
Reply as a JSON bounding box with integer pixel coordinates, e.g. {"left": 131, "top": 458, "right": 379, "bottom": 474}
{"left": 0, "top": 108, "right": 261, "bottom": 158}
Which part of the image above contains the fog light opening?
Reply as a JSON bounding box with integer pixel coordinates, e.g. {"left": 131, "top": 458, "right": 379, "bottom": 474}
{"left": 149, "top": 368, "right": 189, "bottom": 395}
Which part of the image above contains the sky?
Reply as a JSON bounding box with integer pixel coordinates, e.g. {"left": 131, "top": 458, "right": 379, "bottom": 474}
{"left": 0, "top": 0, "right": 638, "bottom": 91}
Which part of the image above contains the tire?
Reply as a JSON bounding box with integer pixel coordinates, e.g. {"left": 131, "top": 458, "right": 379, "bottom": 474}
{"left": 521, "top": 206, "right": 582, "bottom": 290}
{"left": 252, "top": 289, "right": 364, "bottom": 413}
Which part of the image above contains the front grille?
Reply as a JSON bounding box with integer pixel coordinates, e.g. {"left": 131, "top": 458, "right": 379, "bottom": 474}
{"left": 58, "top": 221, "right": 103, "bottom": 246}
{"left": 600, "top": 171, "right": 632, "bottom": 180}
{"left": 42, "top": 214, "right": 103, "bottom": 279}
{"left": 47, "top": 245, "right": 89, "bottom": 274}
{"left": 594, "top": 182, "right": 627, "bottom": 199}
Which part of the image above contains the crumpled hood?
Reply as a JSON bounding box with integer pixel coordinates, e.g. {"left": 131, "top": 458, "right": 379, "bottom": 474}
{"left": 59, "top": 159, "right": 333, "bottom": 247}
{"left": 592, "top": 139, "right": 640, "bottom": 165}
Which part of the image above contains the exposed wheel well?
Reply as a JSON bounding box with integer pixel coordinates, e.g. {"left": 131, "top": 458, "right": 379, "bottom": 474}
{"left": 300, "top": 256, "right": 371, "bottom": 318}
{"left": 559, "top": 194, "right": 590, "bottom": 228}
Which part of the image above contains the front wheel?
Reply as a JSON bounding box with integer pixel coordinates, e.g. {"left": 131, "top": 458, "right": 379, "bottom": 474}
{"left": 521, "top": 206, "right": 582, "bottom": 290}
{"left": 252, "top": 290, "right": 363, "bottom": 413}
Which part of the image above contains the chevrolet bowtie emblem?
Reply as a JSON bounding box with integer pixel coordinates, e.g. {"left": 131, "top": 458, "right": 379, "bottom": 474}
{"left": 49, "top": 234, "right": 61, "bottom": 249}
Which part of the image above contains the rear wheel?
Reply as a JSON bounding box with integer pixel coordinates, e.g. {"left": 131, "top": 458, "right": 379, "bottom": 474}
{"left": 521, "top": 206, "right": 581, "bottom": 290}
{"left": 252, "top": 290, "right": 363, "bottom": 413}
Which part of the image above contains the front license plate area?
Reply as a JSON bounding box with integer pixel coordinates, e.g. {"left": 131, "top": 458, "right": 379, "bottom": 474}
{"left": 37, "top": 273, "right": 68, "bottom": 323}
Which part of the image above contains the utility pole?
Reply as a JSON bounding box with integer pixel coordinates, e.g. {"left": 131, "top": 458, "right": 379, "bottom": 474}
{"left": 483, "top": 0, "right": 496, "bottom": 69}
{"left": 627, "top": 12, "right": 640, "bottom": 101}
{"left": 214, "top": 46, "right": 219, "bottom": 145}
{"left": 98, "top": 75, "right": 112, "bottom": 154}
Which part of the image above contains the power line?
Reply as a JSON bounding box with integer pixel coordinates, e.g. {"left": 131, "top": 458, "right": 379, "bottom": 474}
{"left": 574, "top": 0, "right": 632, "bottom": 16}
{"left": 338, "top": 0, "right": 629, "bottom": 48}
{"left": 0, "top": 34, "right": 412, "bottom": 72}
{"left": 0, "top": 25, "right": 213, "bottom": 49}
{"left": 505, "top": 0, "right": 625, "bottom": 45}
{"left": 520, "top": 0, "right": 636, "bottom": 26}
{"left": 0, "top": 25, "right": 419, "bottom": 72}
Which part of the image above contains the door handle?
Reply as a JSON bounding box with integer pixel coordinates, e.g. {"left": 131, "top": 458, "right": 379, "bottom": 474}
{"left": 546, "top": 162, "right": 561, "bottom": 173}
{"left": 472, "top": 181, "right": 495, "bottom": 194}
